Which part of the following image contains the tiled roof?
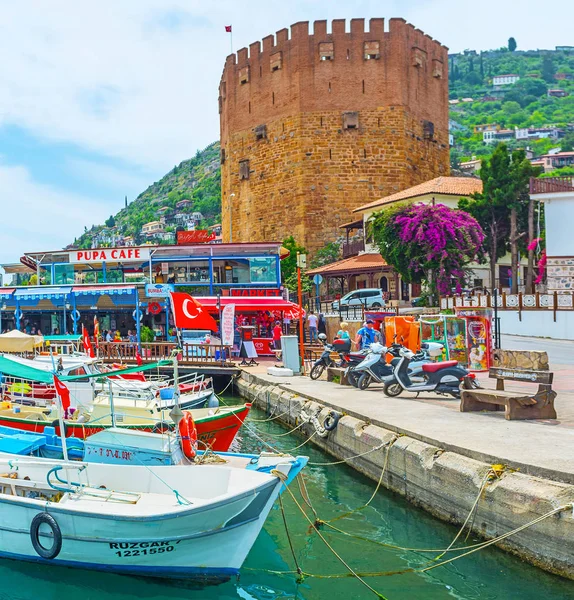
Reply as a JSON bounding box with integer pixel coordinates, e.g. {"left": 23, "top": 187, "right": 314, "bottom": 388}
{"left": 353, "top": 177, "right": 483, "bottom": 213}
{"left": 306, "top": 253, "right": 387, "bottom": 276}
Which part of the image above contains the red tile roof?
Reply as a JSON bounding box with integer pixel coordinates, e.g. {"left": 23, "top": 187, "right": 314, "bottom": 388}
{"left": 306, "top": 253, "right": 388, "bottom": 276}
{"left": 354, "top": 177, "right": 483, "bottom": 213}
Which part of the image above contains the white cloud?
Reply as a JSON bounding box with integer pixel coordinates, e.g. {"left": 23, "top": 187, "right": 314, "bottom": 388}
{"left": 0, "top": 162, "right": 118, "bottom": 262}
{"left": 1, "top": 0, "right": 572, "bottom": 174}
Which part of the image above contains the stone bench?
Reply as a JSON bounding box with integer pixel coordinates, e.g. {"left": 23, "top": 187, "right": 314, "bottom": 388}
{"left": 460, "top": 364, "right": 557, "bottom": 420}
{"left": 327, "top": 367, "right": 349, "bottom": 386}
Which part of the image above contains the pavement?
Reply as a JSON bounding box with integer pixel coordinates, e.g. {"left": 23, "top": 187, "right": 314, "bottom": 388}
{"left": 242, "top": 335, "right": 574, "bottom": 484}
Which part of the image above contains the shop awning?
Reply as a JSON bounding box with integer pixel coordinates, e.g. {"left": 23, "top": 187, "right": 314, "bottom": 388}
{"left": 196, "top": 297, "right": 304, "bottom": 318}
{"left": 72, "top": 285, "right": 136, "bottom": 296}
{"left": 0, "top": 330, "right": 45, "bottom": 353}
{"left": 0, "top": 288, "right": 15, "bottom": 296}
{"left": 14, "top": 286, "right": 72, "bottom": 300}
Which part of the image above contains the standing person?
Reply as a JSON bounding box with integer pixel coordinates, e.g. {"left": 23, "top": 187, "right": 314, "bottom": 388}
{"left": 307, "top": 311, "right": 318, "bottom": 343}
{"left": 105, "top": 329, "right": 113, "bottom": 343}
{"left": 318, "top": 313, "right": 327, "bottom": 336}
{"left": 355, "top": 320, "right": 377, "bottom": 350}
{"left": 336, "top": 322, "right": 351, "bottom": 340}
{"left": 272, "top": 320, "right": 283, "bottom": 351}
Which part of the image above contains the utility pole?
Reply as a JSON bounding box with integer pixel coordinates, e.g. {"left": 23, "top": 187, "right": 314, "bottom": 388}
{"left": 297, "top": 252, "right": 306, "bottom": 374}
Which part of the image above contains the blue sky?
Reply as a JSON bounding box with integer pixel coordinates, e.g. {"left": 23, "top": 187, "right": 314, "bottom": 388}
{"left": 1, "top": 0, "right": 572, "bottom": 264}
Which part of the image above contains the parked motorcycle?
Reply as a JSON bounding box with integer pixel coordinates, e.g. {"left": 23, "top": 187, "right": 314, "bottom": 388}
{"left": 383, "top": 346, "right": 477, "bottom": 398}
{"left": 310, "top": 334, "right": 354, "bottom": 380}
{"left": 350, "top": 342, "right": 436, "bottom": 390}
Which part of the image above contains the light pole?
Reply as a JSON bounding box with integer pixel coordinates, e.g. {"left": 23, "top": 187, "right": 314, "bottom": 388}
{"left": 229, "top": 193, "right": 235, "bottom": 243}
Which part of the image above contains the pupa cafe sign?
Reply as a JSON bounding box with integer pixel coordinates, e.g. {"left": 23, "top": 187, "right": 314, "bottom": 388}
{"left": 69, "top": 247, "right": 151, "bottom": 264}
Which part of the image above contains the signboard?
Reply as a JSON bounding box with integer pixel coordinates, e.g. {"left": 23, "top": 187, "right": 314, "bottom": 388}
{"left": 253, "top": 338, "right": 274, "bottom": 356}
{"left": 230, "top": 288, "right": 281, "bottom": 297}
{"left": 161, "top": 262, "right": 169, "bottom": 275}
{"left": 69, "top": 247, "right": 150, "bottom": 264}
{"left": 312, "top": 274, "right": 323, "bottom": 285}
{"left": 145, "top": 283, "right": 175, "bottom": 298}
{"left": 221, "top": 304, "right": 235, "bottom": 346}
{"left": 177, "top": 230, "right": 216, "bottom": 245}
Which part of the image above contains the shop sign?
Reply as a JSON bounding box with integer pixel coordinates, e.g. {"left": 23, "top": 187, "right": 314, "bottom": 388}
{"left": 177, "top": 230, "right": 216, "bottom": 244}
{"left": 145, "top": 283, "right": 175, "bottom": 298}
{"left": 69, "top": 247, "right": 151, "bottom": 264}
{"left": 221, "top": 304, "right": 235, "bottom": 346}
{"left": 230, "top": 288, "right": 281, "bottom": 297}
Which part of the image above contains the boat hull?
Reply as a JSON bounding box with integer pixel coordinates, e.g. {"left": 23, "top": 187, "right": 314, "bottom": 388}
{"left": 0, "top": 404, "right": 251, "bottom": 451}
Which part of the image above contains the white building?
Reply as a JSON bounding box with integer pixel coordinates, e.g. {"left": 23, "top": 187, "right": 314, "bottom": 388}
{"left": 492, "top": 74, "right": 520, "bottom": 86}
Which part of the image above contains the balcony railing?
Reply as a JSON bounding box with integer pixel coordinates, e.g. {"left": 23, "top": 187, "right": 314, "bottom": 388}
{"left": 530, "top": 176, "right": 574, "bottom": 194}
{"left": 97, "top": 342, "right": 233, "bottom": 366}
{"left": 342, "top": 238, "right": 365, "bottom": 258}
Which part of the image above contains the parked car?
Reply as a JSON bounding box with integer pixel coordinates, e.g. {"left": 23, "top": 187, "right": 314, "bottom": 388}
{"left": 332, "top": 289, "right": 386, "bottom": 311}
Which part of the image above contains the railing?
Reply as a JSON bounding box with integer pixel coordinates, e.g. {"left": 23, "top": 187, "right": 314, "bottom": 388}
{"left": 530, "top": 176, "right": 574, "bottom": 194}
{"left": 342, "top": 238, "right": 365, "bottom": 258}
{"left": 441, "top": 291, "right": 574, "bottom": 323}
{"left": 97, "top": 342, "right": 234, "bottom": 365}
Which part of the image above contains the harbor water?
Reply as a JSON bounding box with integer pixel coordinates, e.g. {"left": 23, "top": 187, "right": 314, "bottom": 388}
{"left": 0, "top": 401, "right": 572, "bottom": 600}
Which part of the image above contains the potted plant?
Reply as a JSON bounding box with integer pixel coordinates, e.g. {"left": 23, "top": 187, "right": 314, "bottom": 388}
{"left": 140, "top": 326, "right": 156, "bottom": 357}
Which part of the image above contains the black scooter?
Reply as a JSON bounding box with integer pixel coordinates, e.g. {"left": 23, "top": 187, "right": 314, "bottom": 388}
{"left": 310, "top": 336, "right": 354, "bottom": 380}
{"left": 383, "top": 348, "right": 476, "bottom": 398}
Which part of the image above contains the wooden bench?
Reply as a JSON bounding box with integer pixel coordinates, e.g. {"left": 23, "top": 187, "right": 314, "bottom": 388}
{"left": 460, "top": 365, "right": 557, "bottom": 420}
{"left": 327, "top": 367, "right": 349, "bottom": 386}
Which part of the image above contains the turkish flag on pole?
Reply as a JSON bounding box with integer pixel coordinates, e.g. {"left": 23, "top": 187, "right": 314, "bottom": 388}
{"left": 225, "top": 25, "right": 232, "bottom": 32}
{"left": 135, "top": 349, "right": 143, "bottom": 366}
{"left": 82, "top": 324, "right": 95, "bottom": 358}
{"left": 53, "top": 376, "right": 71, "bottom": 412}
{"left": 169, "top": 292, "right": 218, "bottom": 332}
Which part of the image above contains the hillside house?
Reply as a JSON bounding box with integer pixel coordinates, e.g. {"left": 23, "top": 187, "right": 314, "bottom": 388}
{"left": 492, "top": 74, "right": 520, "bottom": 86}
{"left": 483, "top": 129, "right": 514, "bottom": 143}
{"left": 548, "top": 89, "right": 569, "bottom": 98}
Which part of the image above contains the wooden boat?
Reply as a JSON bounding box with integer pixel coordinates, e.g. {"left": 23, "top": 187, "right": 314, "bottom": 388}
{"left": 0, "top": 402, "right": 251, "bottom": 451}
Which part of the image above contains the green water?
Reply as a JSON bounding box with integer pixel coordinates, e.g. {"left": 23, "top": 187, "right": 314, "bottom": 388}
{"left": 0, "top": 403, "right": 572, "bottom": 600}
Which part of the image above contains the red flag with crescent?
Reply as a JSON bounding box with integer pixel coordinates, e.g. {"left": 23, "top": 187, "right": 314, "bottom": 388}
{"left": 169, "top": 292, "right": 218, "bottom": 332}
{"left": 82, "top": 324, "right": 95, "bottom": 358}
{"left": 53, "top": 376, "right": 71, "bottom": 412}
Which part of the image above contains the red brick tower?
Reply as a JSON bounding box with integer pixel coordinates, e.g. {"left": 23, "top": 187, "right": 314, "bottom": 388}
{"left": 219, "top": 18, "right": 449, "bottom": 253}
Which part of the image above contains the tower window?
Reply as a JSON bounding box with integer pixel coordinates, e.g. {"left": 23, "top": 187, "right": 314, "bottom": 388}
{"left": 254, "top": 124, "right": 267, "bottom": 141}
{"left": 221, "top": 149, "right": 226, "bottom": 164}
{"left": 239, "top": 66, "right": 250, "bottom": 84}
{"left": 364, "top": 41, "right": 380, "bottom": 60}
{"left": 422, "top": 120, "right": 435, "bottom": 140}
{"left": 319, "top": 42, "right": 334, "bottom": 61}
{"left": 342, "top": 111, "right": 359, "bottom": 130}
{"left": 270, "top": 51, "right": 282, "bottom": 71}
{"left": 239, "top": 160, "right": 250, "bottom": 180}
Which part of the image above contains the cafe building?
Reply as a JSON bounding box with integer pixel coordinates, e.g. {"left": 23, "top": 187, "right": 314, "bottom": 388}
{"left": 0, "top": 242, "right": 292, "bottom": 346}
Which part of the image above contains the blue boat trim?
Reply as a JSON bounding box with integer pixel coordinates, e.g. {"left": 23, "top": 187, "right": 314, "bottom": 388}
{"left": 0, "top": 549, "right": 239, "bottom": 580}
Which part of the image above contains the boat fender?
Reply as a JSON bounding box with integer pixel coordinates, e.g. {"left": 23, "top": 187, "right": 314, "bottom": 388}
{"left": 179, "top": 412, "right": 198, "bottom": 460}
{"left": 50, "top": 420, "right": 68, "bottom": 436}
{"left": 152, "top": 421, "right": 172, "bottom": 433}
{"left": 323, "top": 411, "right": 340, "bottom": 432}
{"left": 30, "top": 513, "right": 62, "bottom": 560}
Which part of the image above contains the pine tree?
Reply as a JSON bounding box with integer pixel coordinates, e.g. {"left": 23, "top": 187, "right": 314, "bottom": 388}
{"left": 508, "top": 37, "right": 517, "bottom": 52}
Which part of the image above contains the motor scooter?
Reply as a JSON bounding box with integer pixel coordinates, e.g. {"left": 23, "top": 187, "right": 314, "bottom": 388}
{"left": 351, "top": 342, "right": 434, "bottom": 390}
{"left": 310, "top": 335, "right": 354, "bottom": 380}
{"left": 383, "top": 347, "right": 475, "bottom": 398}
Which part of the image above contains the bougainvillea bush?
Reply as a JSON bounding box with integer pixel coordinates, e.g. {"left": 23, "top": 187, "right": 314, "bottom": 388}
{"left": 370, "top": 203, "right": 485, "bottom": 298}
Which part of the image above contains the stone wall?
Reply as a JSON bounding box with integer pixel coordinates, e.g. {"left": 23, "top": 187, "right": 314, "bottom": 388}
{"left": 546, "top": 257, "right": 574, "bottom": 293}
{"left": 238, "top": 372, "right": 574, "bottom": 579}
{"left": 220, "top": 18, "right": 450, "bottom": 253}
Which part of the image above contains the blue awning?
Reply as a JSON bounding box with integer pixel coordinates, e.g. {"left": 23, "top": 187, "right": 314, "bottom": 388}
{"left": 14, "top": 286, "right": 72, "bottom": 301}
{"left": 72, "top": 285, "right": 136, "bottom": 296}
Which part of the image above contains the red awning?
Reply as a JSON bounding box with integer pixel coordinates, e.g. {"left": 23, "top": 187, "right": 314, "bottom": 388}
{"left": 0, "top": 288, "right": 15, "bottom": 296}
{"left": 196, "top": 296, "right": 304, "bottom": 318}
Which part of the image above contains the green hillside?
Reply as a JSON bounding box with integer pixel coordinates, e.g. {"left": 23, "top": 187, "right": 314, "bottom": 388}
{"left": 449, "top": 45, "right": 574, "bottom": 166}
{"left": 73, "top": 142, "right": 221, "bottom": 248}
{"left": 72, "top": 44, "right": 574, "bottom": 249}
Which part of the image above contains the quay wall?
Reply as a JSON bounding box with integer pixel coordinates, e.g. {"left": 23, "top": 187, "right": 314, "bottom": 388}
{"left": 237, "top": 372, "right": 574, "bottom": 579}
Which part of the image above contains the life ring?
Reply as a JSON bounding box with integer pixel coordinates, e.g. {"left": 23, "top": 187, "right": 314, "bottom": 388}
{"left": 148, "top": 302, "right": 162, "bottom": 315}
{"left": 323, "top": 411, "right": 340, "bottom": 432}
{"left": 178, "top": 412, "right": 197, "bottom": 460}
{"left": 30, "top": 513, "right": 62, "bottom": 560}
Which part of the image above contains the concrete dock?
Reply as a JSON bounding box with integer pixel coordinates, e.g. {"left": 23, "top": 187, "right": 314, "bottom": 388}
{"left": 236, "top": 335, "right": 574, "bottom": 579}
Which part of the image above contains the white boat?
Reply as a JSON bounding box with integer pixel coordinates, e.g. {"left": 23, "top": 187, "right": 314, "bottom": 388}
{"left": 0, "top": 455, "right": 305, "bottom": 580}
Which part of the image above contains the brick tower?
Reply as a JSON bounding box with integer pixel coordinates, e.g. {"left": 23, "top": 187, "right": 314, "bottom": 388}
{"left": 219, "top": 18, "right": 450, "bottom": 253}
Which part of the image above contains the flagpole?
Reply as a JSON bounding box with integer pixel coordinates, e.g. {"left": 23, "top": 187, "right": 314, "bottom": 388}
{"left": 230, "top": 29, "right": 233, "bottom": 55}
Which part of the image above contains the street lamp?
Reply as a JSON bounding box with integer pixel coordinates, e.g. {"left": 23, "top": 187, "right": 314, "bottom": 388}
{"left": 229, "top": 193, "right": 235, "bottom": 243}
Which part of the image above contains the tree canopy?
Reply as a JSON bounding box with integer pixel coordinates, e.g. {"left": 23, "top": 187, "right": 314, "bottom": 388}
{"left": 508, "top": 37, "right": 517, "bottom": 52}
{"left": 370, "top": 203, "right": 484, "bottom": 298}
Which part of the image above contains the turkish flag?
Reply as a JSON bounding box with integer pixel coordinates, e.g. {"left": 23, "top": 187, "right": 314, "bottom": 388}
{"left": 135, "top": 349, "right": 143, "bottom": 366}
{"left": 82, "top": 324, "right": 95, "bottom": 358}
{"left": 169, "top": 292, "right": 218, "bottom": 332}
{"left": 53, "top": 376, "right": 71, "bottom": 412}
{"left": 225, "top": 25, "right": 232, "bottom": 32}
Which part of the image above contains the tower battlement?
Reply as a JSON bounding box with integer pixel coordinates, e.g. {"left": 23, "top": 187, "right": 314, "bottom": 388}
{"left": 219, "top": 18, "right": 450, "bottom": 253}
